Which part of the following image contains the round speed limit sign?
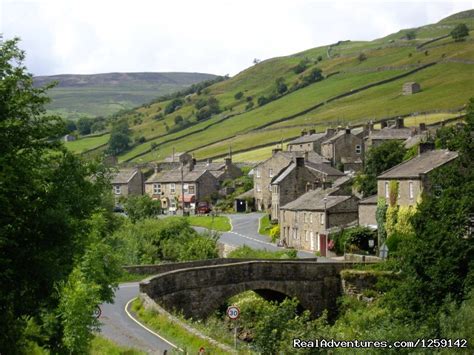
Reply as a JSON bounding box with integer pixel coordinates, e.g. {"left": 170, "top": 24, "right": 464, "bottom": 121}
{"left": 226, "top": 305, "right": 240, "bottom": 320}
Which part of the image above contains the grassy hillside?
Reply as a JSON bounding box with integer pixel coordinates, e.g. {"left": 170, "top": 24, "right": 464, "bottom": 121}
{"left": 66, "top": 10, "right": 474, "bottom": 163}
{"left": 35, "top": 72, "right": 217, "bottom": 119}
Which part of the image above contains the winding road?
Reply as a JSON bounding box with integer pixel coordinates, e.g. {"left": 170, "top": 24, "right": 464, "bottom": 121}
{"left": 99, "top": 213, "right": 327, "bottom": 353}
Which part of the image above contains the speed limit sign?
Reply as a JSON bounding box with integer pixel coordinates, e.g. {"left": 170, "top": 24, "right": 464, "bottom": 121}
{"left": 226, "top": 306, "right": 240, "bottom": 320}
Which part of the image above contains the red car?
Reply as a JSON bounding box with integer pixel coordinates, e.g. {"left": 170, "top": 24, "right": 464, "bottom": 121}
{"left": 196, "top": 201, "right": 212, "bottom": 214}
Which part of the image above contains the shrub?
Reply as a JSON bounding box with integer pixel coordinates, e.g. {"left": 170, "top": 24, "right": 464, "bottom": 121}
{"left": 257, "top": 96, "right": 270, "bottom": 106}
{"left": 358, "top": 53, "right": 367, "bottom": 62}
{"left": 174, "top": 115, "right": 184, "bottom": 124}
{"left": 450, "top": 23, "right": 469, "bottom": 42}
{"left": 164, "top": 98, "right": 184, "bottom": 115}
{"left": 293, "top": 60, "right": 308, "bottom": 74}
{"left": 269, "top": 225, "right": 280, "bottom": 242}
{"left": 234, "top": 91, "right": 244, "bottom": 100}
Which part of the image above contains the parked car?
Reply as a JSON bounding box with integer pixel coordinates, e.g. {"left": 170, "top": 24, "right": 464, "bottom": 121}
{"left": 197, "top": 201, "right": 212, "bottom": 214}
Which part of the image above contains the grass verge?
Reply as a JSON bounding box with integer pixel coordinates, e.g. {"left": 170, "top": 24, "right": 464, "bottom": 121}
{"left": 90, "top": 335, "right": 146, "bottom": 354}
{"left": 258, "top": 215, "right": 272, "bottom": 235}
{"left": 227, "top": 245, "right": 297, "bottom": 259}
{"left": 118, "top": 271, "right": 156, "bottom": 283}
{"left": 131, "top": 298, "right": 229, "bottom": 354}
{"left": 186, "top": 215, "right": 231, "bottom": 232}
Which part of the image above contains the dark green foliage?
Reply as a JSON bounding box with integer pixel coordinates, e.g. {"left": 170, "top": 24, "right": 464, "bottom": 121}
{"left": 164, "top": 98, "right": 184, "bottom": 115}
{"left": 196, "top": 106, "right": 212, "bottom": 121}
{"left": 245, "top": 101, "right": 254, "bottom": 110}
{"left": 234, "top": 91, "right": 244, "bottom": 100}
{"left": 245, "top": 96, "right": 253, "bottom": 102}
{"left": 275, "top": 77, "right": 288, "bottom": 94}
{"left": 257, "top": 96, "right": 270, "bottom": 106}
{"left": 329, "top": 227, "right": 377, "bottom": 255}
{"left": 376, "top": 198, "right": 388, "bottom": 246}
{"left": 450, "top": 23, "right": 470, "bottom": 42}
{"left": 301, "top": 67, "right": 323, "bottom": 86}
{"left": 90, "top": 119, "right": 106, "bottom": 133}
{"left": 0, "top": 38, "right": 119, "bottom": 352}
{"left": 405, "top": 30, "right": 417, "bottom": 40}
{"left": 227, "top": 245, "right": 297, "bottom": 259}
{"left": 358, "top": 52, "right": 367, "bottom": 62}
{"left": 77, "top": 117, "right": 93, "bottom": 135}
{"left": 194, "top": 98, "right": 207, "bottom": 110}
{"left": 293, "top": 60, "right": 308, "bottom": 74}
{"left": 355, "top": 140, "right": 406, "bottom": 196}
{"left": 124, "top": 195, "right": 161, "bottom": 223}
{"left": 174, "top": 115, "right": 184, "bottom": 124}
{"left": 317, "top": 55, "right": 323, "bottom": 62}
{"left": 65, "top": 120, "right": 77, "bottom": 132}
{"left": 107, "top": 119, "right": 130, "bottom": 155}
{"left": 195, "top": 97, "right": 221, "bottom": 121}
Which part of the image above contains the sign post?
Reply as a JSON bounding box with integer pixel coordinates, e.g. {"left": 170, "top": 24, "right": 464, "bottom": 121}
{"left": 226, "top": 305, "right": 240, "bottom": 350}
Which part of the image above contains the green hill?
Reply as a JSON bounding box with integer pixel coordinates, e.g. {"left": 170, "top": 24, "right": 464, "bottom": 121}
{"left": 67, "top": 10, "right": 474, "bottom": 162}
{"left": 34, "top": 72, "right": 218, "bottom": 119}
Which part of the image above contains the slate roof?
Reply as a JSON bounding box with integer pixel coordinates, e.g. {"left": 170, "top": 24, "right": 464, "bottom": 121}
{"left": 306, "top": 162, "right": 344, "bottom": 176}
{"left": 235, "top": 188, "right": 254, "bottom": 199}
{"left": 111, "top": 169, "right": 138, "bottom": 184}
{"left": 378, "top": 149, "right": 458, "bottom": 179}
{"left": 281, "top": 187, "right": 352, "bottom": 211}
{"left": 321, "top": 130, "right": 349, "bottom": 144}
{"left": 359, "top": 195, "right": 378, "bottom": 205}
{"left": 164, "top": 152, "right": 188, "bottom": 162}
{"left": 271, "top": 163, "right": 296, "bottom": 185}
{"left": 370, "top": 127, "right": 414, "bottom": 140}
{"left": 194, "top": 162, "right": 226, "bottom": 171}
{"left": 146, "top": 168, "right": 208, "bottom": 183}
{"left": 288, "top": 132, "right": 327, "bottom": 145}
{"left": 331, "top": 175, "right": 352, "bottom": 188}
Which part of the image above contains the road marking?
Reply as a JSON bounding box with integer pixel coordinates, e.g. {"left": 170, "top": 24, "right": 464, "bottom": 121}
{"left": 228, "top": 231, "right": 276, "bottom": 247}
{"left": 120, "top": 283, "right": 139, "bottom": 288}
{"left": 124, "top": 297, "right": 184, "bottom": 352}
{"left": 229, "top": 216, "right": 234, "bottom": 232}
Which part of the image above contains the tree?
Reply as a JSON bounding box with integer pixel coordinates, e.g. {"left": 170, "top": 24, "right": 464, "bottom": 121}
{"left": 174, "top": 115, "right": 184, "bottom": 125}
{"left": 275, "top": 77, "right": 288, "bottom": 94}
{"left": 358, "top": 52, "right": 367, "bottom": 62}
{"left": 107, "top": 119, "right": 130, "bottom": 155}
{"left": 0, "top": 38, "right": 116, "bottom": 352}
{"left": 65, "top": 120, "right": 77, "bottom": 133}
{"left": 257, "top": 96, "right": 270, "bottom": 106}
{"left": 164, "top": 98, "right": 184, "bottom": 115}
{"left": 354, "top": 140, "right": 406, "bottom": 196}
{"left": 293, "top": 60, "right": 308, "bottom": 74}
{"left": 124, "top": 195, "right": 161, "bottom": 223}
{"left": 405, "top": 30, "right": 416, "bottom": 40}
{"left": 77, "top": 117, "right": 93, "bottom": 135}
{"left": 234, "top": 91, "right": 244, "bottom": 100}
{"left": 450, "top": 23, "right": 469, "bottom": 42}
{"left": 302, "top": 67, "right": 323, "bottom": 85}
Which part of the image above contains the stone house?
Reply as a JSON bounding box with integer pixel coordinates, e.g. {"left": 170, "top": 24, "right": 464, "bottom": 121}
{"left": 287, "top": 128, "right": 336, "bottom": 154}
{"left": 365, "top": 118, "right": 415, "bottom": 148}
{"left": 111, "top": 168, "right": 144, "bottom": 200}
{"left": 321, "top": 128, "right": 364, "bottom": 172}
{"left": 145, "top": 162, "right": 219, "bottom": 214}
{"left": 165, "top": 151, "right": 193, "bottom": 164}
{"left": 280, "top": 188, "right": 359, "bottom": 255}
{"left": 63, "top": 134, "right": 76, "bottom": 142}
{"left": 377, "top": 147, "right": 458, "bottom": 208}
{"left": 358, "top": 195, "right": 378, "bottom": 229}
{"left": 194, "top": 157, "right": 242, "bottom": 183}
{"left": 253, "top": 149, "right": 329, "bottom": 212}
{"left": 403, "top": 82, "right": 421, "bottom": 95}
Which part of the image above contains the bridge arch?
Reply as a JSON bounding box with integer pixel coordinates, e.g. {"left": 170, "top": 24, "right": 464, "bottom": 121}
{"left": 140, "top": 260, "right": 348, "bottom": 319}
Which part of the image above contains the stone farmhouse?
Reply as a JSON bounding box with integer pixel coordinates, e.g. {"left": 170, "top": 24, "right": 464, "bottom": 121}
{"left": 111, "top": 168, "right": 144, "bottom": 201}
{"left": 287, "top": 128, "right": 336, "bottom": 154}
{"left": 280, "top": 187, "right": 359, "bottom": 255}
{"left": 145, "top": 161, "right": 219, "bottom": 214}
{"left": 365, "top": 118, "right": 415, "bottom": 148}
{"left": 377, "top": 146, "right": 458, "bottom": 207}
{"left": 270, "top": 158, "right": 345, "bottom": 221}
{"left": 321, "top": 127, "right": 364, "bottom": 172}
{"left": 194, "top": 157, "right": 242, "bottom": 183}
{"left": 253, "top": 149, "right": 329, "bottom": 212}
{"left": 403, "top": 82, "right": 421, "bottom": 95}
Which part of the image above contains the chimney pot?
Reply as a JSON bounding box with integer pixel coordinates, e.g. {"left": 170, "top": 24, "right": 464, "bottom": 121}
{"left": 419, "top": 122, "right": 426, "bottom": 132}
{"left": 296, "top": 157, "right": 305, "bottom": 167}
{"left": 381, "top": 121, "right": 388, "bottom": 129}
{"left": 345, "top": 127, "right": 351, "bottom": 134}
{"left": 300, "top": 130, "right": 307, "bottom": 136}
{"left": 272, "top": 147, "right": 282, "bottom": 156}
{"left": 309, "top": 129, "right": 316, "bottom": 135}
{"left": 418, "top": 142, "right": 435, "bottom": 156}
{"left": 395, "top": 117, "right": 404, "bottom": 129}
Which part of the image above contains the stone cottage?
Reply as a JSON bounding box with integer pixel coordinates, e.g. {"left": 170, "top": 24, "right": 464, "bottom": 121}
{"left": 287, "top": 128, "right": 336, "bottom": 154}
{"left": 403, "top": 82, "right": 421, "bottom": 95}
{"left": 145, "top": 161, "right": 219, "bottom": 214}
{"left": 253, "top": 149, "right": 329, "bottom": 212}
{"left": 194, "top": 157, "right": 242, "bottom": 183}
{"left": 280, "top": 188, "right": 359, "bottom": 255}
{"left": 321, "top": 127, "right": 364, "bottom": 172}
{"left": 111, "top": 168, "right": 144, "bottom": 200}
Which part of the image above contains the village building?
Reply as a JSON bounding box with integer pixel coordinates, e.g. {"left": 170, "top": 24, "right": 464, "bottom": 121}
{"left": 287, "top": 128, "right": 336, "bottom": 154}
{"left": 234, "top": 188, "right": 254, "bottom": 213}
{"left": 63, "top": 134, "right": 76, "bottom": 142}
{"left": 145, "top": 161, "right": 219, "bottom": 214}
{"left": 194, "top": 157, "right": 242, "bottom": 183}
{"left": 365, "top": 118, "right": 415, "bottom": 148}
{"left": 111, "top": 168, "right": 144, "bottom": 200}
{"left": 358, "top": 195, "right": 378, "bottom": 229}
{"left": 253, "top": 149, "right": 329, "bottom": 212}
{"left": 280, "top": 187, "right": 359, "bottom": 255}
{"left": 377, "top": 146, "right": 458, "bottom": 208}
{"left": 164, "top": 151, "right": 193, "bottom": 164}
{"left": 320, "top": 127, "right": 364, "bottom": 172}
{"left": 403, "top": 82, "right": 421, "bottom": 95}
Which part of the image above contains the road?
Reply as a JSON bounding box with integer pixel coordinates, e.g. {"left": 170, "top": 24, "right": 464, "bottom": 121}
{"left": 99, "top": 213, "right": 329, "bottom": 353}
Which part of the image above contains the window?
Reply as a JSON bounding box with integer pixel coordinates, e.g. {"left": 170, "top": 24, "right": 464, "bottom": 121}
{"left": 256, "top": 169, "right": 261, "bottom": 178}
{"left": 409, "top": 181, "right": 414, "bottom": 199}
{"left": 355, "top": 145, "right": 362, "bottom": 154}
{"left": 305, "top": 230, "right": 309, "bottom": 242}
{"left": 385, "top": 181, "right": 389, "bottom": 199}
{"left": 269, "top": 168, "right": 273, "bottom": 177}
{"left": 170, "top": 183, "right": 176, "bottom": 193}
{"left": 183, "top": 183, "right": 188, "bottom": 193}
{"left": 256, "top": 184, "right": 261, "bottom": 192}
{"left": 309, "top": 213, "right": 313, "bottom": 223}
{"left": 189, "top": 185, "right": 195, "bottom": 194}
{"left": 170, "top": 200, "right": 176, "bottom": 208}
{"left": 320, "top": 213, "right": 324, "bottom": 225}
{"left": 114, "top": 185, "right": 121, "bottom": 195}
{"left": 153, "top": 183, "right": 161, "bottom": 195}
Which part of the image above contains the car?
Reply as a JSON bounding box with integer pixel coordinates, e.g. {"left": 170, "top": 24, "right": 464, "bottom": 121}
{"left": 196, "top": 201, "right": 212, "bottom": 214}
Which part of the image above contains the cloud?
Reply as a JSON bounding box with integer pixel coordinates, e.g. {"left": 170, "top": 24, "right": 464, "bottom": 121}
{"left": 1, "top": 0, "right": 471, "bottom": 76}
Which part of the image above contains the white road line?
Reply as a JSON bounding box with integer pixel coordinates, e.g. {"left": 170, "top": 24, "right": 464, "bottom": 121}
{"left": 124, "top": 297, "right": 184, "bottom": 352}
{"left": 229, "top": 216, "right": 234, "bottom": 232}
{"left": 228, "top": 231, "right": 276, "bottom": 247}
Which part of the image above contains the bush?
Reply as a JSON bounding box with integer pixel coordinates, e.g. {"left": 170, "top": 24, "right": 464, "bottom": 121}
{"left": 174, "top": 115, "right": 184, "bottom": 124}
{"left": 245, "top": 101, "right": 254, "bottom": 110}
{"left": 450, "top": 23, "right": 469, "bottom": 42}
{"left": 124, "top": 195, "right": 161, "bottom": 223}
{"left": 293, "top": 60, "right": 308, "bottom": 74}
{"left": 269, "top": 225, "right": 280, "bottom": 242}
{"left": 257, "top": 96, "right": 270, "bottom": 106}
{"left": 164, "top": 98, "right": 184, "bottom": 115}
{"left": 194, "top": 98, "right": 207, "bottom": 110}
{"left": 196, "top": 106, "right": 212, "bottom": 121}
{"left": 234, "top": 91, "right": 244, "bottom": 100}
{"left": 358, "top": 53, "right": 367, "bottom": 62}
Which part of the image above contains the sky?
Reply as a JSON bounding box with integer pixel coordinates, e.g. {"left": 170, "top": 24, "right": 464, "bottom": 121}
{"left": 1, "top": 0, "right": 472, "bottom": 77}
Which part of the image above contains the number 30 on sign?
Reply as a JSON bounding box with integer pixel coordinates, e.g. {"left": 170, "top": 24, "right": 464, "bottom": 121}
{"left": 226, "top": 306, "right": 240, "bottom": 320}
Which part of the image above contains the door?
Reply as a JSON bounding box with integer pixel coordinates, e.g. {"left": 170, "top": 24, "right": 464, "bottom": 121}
{"left": 319, "top": 234, "right": 327, "bottom": 256}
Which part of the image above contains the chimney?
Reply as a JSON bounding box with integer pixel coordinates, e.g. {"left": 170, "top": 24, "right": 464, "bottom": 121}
{"left": 345, "top": 126, "right": 351, "bottom": 135}
{"left": 381, "top": 121, "right": 388, "bottom": 129}
{"left": 300, "top": 129, "right": 307, "bottom": 136}
{"left": 325, "top": 128, "right": 335, "bottom": 137}
{"left": 154, "top": 165, "right": 160, "bottom": 174}
{"left": 418, "top": 142, "right": 435, "bottom": 156}
{"left": 304, "top": 151, "right": 309, "bottom": 162}
{"left": 206, "top": 158, "right": 212, "bottom": 166}
{"left": 322, "top": 181, "right": 332, "bottom": 189}
{"left": 189, "top": 158, "right": 196, "bottom": 171}
{"left": 272, "top": 147, "right": 282, "bottom": 156}
{"left": 309, "top": 129, "right": 316, "bottom": 135}
{"left": 395, "top": 117, "right": 404, "bottom": 129}
{"left": 419, "top": 122, "right": 426, "bottom": 132}
{"left": 295, "top": 157, "right": 305, "bottom": 167}
{"left": 225, "top": 157, "right": 232, "bottom": 168}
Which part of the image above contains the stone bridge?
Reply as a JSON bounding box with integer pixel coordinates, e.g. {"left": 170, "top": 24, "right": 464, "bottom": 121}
{"left": 138, "top": 259, "right": 360, "bottom": 319}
